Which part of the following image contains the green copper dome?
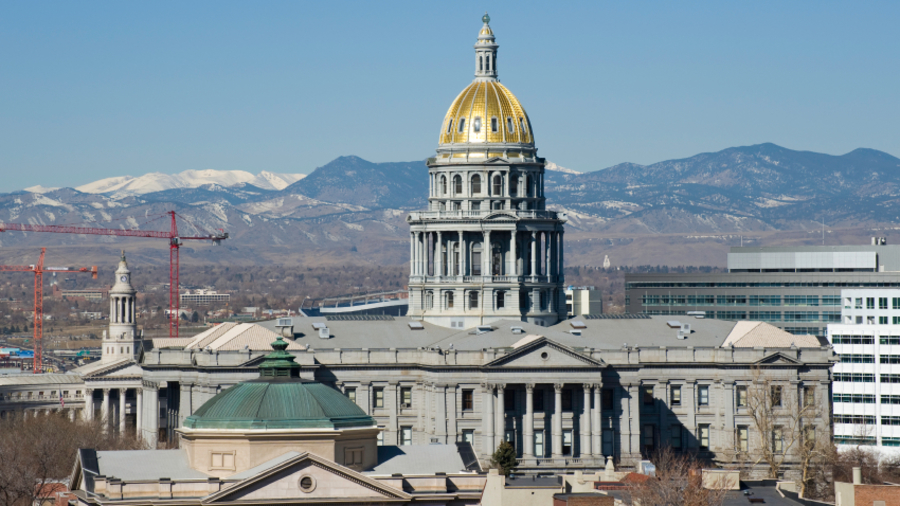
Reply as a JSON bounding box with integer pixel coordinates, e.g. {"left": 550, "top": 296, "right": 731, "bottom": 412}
{"left": 182, "top": 337, "right": 375, "bottom": 430}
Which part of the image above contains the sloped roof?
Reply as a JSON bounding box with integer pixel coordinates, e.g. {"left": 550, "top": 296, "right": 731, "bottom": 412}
{"left": 0, "top": 373, "right": 83, "bottom": 386}
{"left": 181, "top": 322, "right": 305, "bottom": 351}
{"left": 722, "top": 321, "right": 820, "bottom": 348}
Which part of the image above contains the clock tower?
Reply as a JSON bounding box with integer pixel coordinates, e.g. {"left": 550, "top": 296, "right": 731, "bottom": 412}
{"left": 102, "top": 251, "right": 139, "bottom": 363}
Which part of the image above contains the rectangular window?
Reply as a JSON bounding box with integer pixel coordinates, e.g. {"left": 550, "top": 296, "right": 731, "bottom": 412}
{"left": 643, "top": 386, "right": 654, "bottom": 406}
{"left": 462, "top": 389, "right": 474, "bottom": 411}
{"left": 562, "top": 389, "right": 573, "bottom": 411}
{"left": 562, "top": 430, "right": 573, "bottom": 455}
{"left": 749, "top": 295, "right": 781, "bottom": 306}
{"left": 883, "top": 396, "right": 900, "bottom": 405}
{"left": 670, "top": 386, "right": 681, "bottom": 406}
{"left": 881, "top": 416, "right": 900, "bottom": 426}
{"left": 880, "top": 297, "right": 889, "bottom": 310}
{"left": 641, "top": 425, "right": 655, "bottom": 453}
{"left": 833, "top": 393, "right": 876, "bottom": 403}
{"left": 401, "top": 387, "right": 412, "bottom": 408}
{"left": 867, "top": 297, "right": 875, "bottom": 309}
{"left": 504, "top": 389, "right": 515, "bottom": 411}
{"left": 401, "top": 426, "right": 412, "bottom": 446}
{"left": 855, "top": 298, "right": 863, "bottom": 309}
{"left": 772, "top": 427, "right": 784, "bottom": 453}
{"left": 373, "top": 387, "right": 384, "bottom": 409}
{"left": 505, "top": 430, "right": 516, "bottom": 446}
{"left": 377, "top": 429, "right": 384, "bottom": 446}
{"left": 736, "top": 386, "right": 747, "bottom": 408}
{"left": 784, "top": 295, "right": 819, "bottom": 307}
{"left": 670, "top": 425, "right": 682, "bottom": 450}
{"left": 737, "top": 426, "right": 749, "bottom": 452}
{"left": 469, "top": 291, "right": 478, "bottom": 309}
{"left": 880, "top": 316, "right": 889, "bottom": 325}
{"left": 472, "top": 252, "right": 481, "bottom": 276}
{"left": 699, "top": 424, "right": 710, "bottom": 451}
{"left": 698, "top": 385, "right": 709, "bottom": 406}
{"left": 822, "top": 295, "right": 841, "bottom": 307}
{"left": 602, "top": 389, "right": 614, "bottom": 410}
{"left": 534, "top": 432, "right": 544, "bottom": 457}
{"left": 881, "top": 355, "right": 900, "bottom": 364}
{"left": 881, "top": 374, "right": 900, "bottom": 383}
{"left": 882, "top": 336, "right": 900, "bottom": 345}
{"left": 462, "top": 429, "right": 475, "bottom": 444}
{"left": 803, "top": 387, "right": 815, "bottom": 407}
{"left": 770, "top": 386, "right": 783, "bottom": 407}
{"left": 602, "top": 430, "right": 614, "bottom": 456}
{"left": 839, "top": 354, "right": 875, "bottom": 363}
{"left": 346, "top": 388, "right": 357, "bottom": 404}
{"left": 834, "top": 414, "right": 875, "bottom": 425}
{"left": 835, "top": 373, "right": 875, "bottom": 382}
{"left": 832, "top": 335, "right": 875, "bottom": 344}
{"left": 534, "top": 389, "right": 544, "bottom": 411}
{"left": 894, "top": 297, "right": 900, "bottom": 310}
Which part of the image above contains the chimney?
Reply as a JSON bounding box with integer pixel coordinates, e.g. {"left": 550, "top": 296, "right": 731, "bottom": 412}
{"left": 852, "top": 467, "right": 861, "bottom": 485}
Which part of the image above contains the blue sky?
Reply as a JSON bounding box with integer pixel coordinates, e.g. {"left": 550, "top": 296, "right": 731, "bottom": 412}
{"left": 1, "top": 1, "right": 898, "bottom": 192}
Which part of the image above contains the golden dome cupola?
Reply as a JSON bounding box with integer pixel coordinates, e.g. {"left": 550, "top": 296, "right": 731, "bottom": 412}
{"left": 436, "top": 14, "right": 536, "bottom": 154}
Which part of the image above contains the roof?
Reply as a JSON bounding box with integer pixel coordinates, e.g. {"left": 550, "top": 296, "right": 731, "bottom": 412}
{"left": 181, "top": 322, "right": 306, "bottom": 351}
{"left": 0, "top": 373, "right": 83, "bottom": 386}
{"left": 723, "top": 321, "right": 820, "bottom": 348}
{"left": 228, "top": 451, "right": 302, "bottom": 479}
{"left": 366, "top": 445, "right": 477, "bottom": 475}
{"left": 94, "top": 449, "right": 209, "bottom": 481}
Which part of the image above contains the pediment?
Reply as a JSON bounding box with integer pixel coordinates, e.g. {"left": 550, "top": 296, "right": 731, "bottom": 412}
{"left": 80, "top": 359, "right": 142, "bottom": 379}
{"left": 484, "top": 212, "right": 515, "bottom": 220}
{"left": 754, "top": 352, "right": 803, "bottom": 366}
{"left": 203, "top": 453, "right": 409, "bottom": 504}
{"left": 486, "top": 338, "right": 604, "bottom": 368}
{"left": 485, "top": 156, "right": 507, "bottom": 163}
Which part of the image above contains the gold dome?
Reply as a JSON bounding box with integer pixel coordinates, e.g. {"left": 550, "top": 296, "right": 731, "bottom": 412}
{"left": 439, "top": 80, "right": 534, "bottom": 145}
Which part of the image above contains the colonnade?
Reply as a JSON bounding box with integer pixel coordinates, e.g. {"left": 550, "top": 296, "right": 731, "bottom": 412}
{"left": 82, "top": 387, "right": 142, "bottom": 435}
{"left": 428, "top": 170, "right": 544, "bottom": 200}
{"left": 110, "top": 295, "right": 135, "bottom": 324}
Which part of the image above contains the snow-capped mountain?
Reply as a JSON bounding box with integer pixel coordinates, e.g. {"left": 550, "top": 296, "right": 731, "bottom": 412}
{"left": 63, "top": 169, "right": 306, "bottom": 197}
{"left": 544, "top": 161, "right": 582, "bottom": 175}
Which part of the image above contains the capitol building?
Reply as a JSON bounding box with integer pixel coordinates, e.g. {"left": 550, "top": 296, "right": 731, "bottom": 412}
{"left": 1, "top": 16, "right": 834, "bottom": 482}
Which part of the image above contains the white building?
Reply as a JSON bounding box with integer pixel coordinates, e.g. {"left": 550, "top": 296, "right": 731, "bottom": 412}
{"left": 180, "top": 289, "right": 230, "bottom": 306}
{"left": 827, "top": 288, "right": 900, "bottom": 452}
{"left": 564, "top": 287, "right": 602, "bottom": 317}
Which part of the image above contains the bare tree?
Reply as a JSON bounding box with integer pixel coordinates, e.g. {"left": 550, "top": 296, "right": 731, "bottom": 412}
{"left": 0, "top": 412, "right": 145, "bottom": 506}
{"left": 623, "top": 447, "right": 729, "bottom": 506}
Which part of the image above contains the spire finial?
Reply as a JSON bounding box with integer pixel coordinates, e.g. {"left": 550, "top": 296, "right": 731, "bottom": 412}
{"left": 121, "top": 250, "right": 126, "bottom": 262}
{"left": 258, "top": 335, "right": 301, "bottom": 378}
{"left": 482, "top": 12, "right": 490, "bottom": 24}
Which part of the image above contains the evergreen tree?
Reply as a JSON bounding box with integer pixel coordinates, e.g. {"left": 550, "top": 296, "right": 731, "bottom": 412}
{"left": 490, "top": 440, "right": 518, "bottom": 476}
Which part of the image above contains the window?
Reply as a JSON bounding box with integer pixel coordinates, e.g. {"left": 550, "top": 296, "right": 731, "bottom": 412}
{"left": 510, "top": 176, "right": 517, "bottom": 195}
{"left": 736, "top": 386, "right": 747, "bottom": 407}
{"left": 641, "top": 425, "right": 655, "bottom": 453}
{"left": 803, "top": 387, "right": 815, "bottom": 407}
{"left": 492, "top": 175, "right": 502, "bottom": 195}
{"left": 770, "top": 386, "right": 783, "bottom": 407}
{"left": 462, "top": 429, "right": 474, "bottom": 444}
{"left": 462, "top": 389, "right": 474, "bottom": 411}
{"left": 832, "top": 335, "right": 875, "bottom": 344}
{"left": 867, "top": 297, "right": 875, "bottom": 309}
{"left": 750, "top": 295, "right": 782, "bottom": 306}
{"left": 670, "top": 386, "right": 681, "bottom": 406}
{"left": 504, "top": 389, "right": 515, "bottom": 411}
{"left": 425, "top": 291, "right": 434, "bottom": 309}
{"left": 446, "top": 292, "right": 454, "bottom": 309}
{"left": 496, "top": 291, "right": 505, "bottom": 309}
{"left": 833, "top": 393, "right": 876, "bottom": 403}
{"left": 373, "top": 387, "right": 384, "bottom": 409}
{"left": 737, "top": 426, "right": 749, "bottom": 452}
{"left": 519, "top": 117, "right": 527, "bottom": 133}
{"left": 471, "top": 201, "right": 481, "bottom": 211}
{"left": 401, "top": 387, "right": 412, "bottom": 408}
{"left": 880, "top": 316, "right": 889, "bottom": 324}
{"left": 458, "top": 117, "right": 466, "bottom": 132}
{"left": 346, "top": 388, "right": 357, "bottom": 404}
{"left": 506, "top": 117, "right": 514, "bottom": 133}
{"left": 894, "top": 297, "right": 900, "bottom": 310}
{"left": 855, "top": 298, "right": 863, "bottom": 309}
{"left": 643, "top": 386, "right": 654, "bottom": 406}
{"left": 881, "top": 374, "right": 900, "bottom": 383}
{"left": 880, "top": 297, "right": 889, "bottom": 309}
{"left": 453, "top": 175, "right": 462, "bottom": 194}
{"left": 698, "top": 385, "right": 709, "bottom": 406}
{"left": 210, "top": 451, "right": 236, "bottom": 471}
{"left": 881, "top": 416, "right": 900, "bottom": 426}
{"left": 401, "top": 426, "right": 412, "bottom": 446}
{"left": 602, "top": 389, "right": 614, "bottom": 410}
{"left": 699, "top": 424, "right": 710, "bottom": 451}
{"left": 602, "top": 430, "right": 614, "bottom": 456}
{"left": 491, "top": 117, "right": 498, "bottom": 132}
{"left": 883, "top": 336, "right": 900, "bottom": 345}
{"left": 534, "top": 389, "right": 544, "bottom": 411}
{"left": 472, "top": 250, "right": 482, "bottom": 276}
{"left": 670, "top": 425, "right": 682, "bottom": 450}
{"left": 772, "top": 427, "right": 784, "bottom": 453}
{"left": 344, "top": 447, "right": 364, "bottom": 468}
{"left": 822, "top": 295, "right": 841, "bottom": 306}
{"left": 835, "top": 373, "right": 875, "bottom": 382}
{"left": 441, "top": 175, "right": 447, "bottom": 195}
{"left": 881, "top": 355, "right": 900, "bottom": 364}
{"left": 473, "top": 116, "right": 482, "bottom": 133}
{"left": 471, "top": 175, "right": 482, "bottom": 194}
{"left": 469, "top": 291, "right": 478, "bottom": 309}
{"left": 562, "top": 389, "right": 573, "bottom": 411}
{"left": 562, "top": 430, "right": 573, "bottom": 455}
{"left": 883, "top": 395, "right": 900, "bottom": 405}
{"left": 534, "top": 432, "right": 544, "bottom": 457}
{"left": 834, "top": 414, "right": 875, "bottom": 425}
{"left": 839, "top": 354, "right": 875, "bottom": 363}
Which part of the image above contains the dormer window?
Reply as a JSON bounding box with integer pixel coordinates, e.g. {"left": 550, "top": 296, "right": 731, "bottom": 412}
{"left": 519, "top": 117, "right": 527, "bottom": 133}
{"left": 491, "top": 117, "right": 498, "bottom": 132}
{"left": 447, "top": 119, "right": 453, "bottom": 134}
{"left": 507, "top": 117, "right": 515, "bottom": 133}
{"left": 458, "top": 118, "right": 466, "bottom": 133}
{"left": 473, "top": 116, "right": 482, "bottom": 133}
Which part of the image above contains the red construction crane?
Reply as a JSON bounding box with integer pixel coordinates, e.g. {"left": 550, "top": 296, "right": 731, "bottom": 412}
{"left": 0, "top": 211, "right": 228, "bottom": 338}
{"left": 0, "top": 248, "right": 98, "bottom": 373}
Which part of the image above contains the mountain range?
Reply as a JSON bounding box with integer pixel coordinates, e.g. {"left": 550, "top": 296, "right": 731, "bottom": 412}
{"left": 2, "top": 143, "right": 899, "bottom": 268}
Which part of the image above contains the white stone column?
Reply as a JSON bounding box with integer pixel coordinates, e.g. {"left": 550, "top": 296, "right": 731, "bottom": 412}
{"left": 582, "top": 384, "right": 592, "bottom": 457}
{"left": 136, "top": 388, "right": 143, "bottom": 436}
{"left": 530, "top": 232, "right": 537, "bottom": 276}
{"left": 389, "top": 382, "right": 399, "bottom": 445}
{"left": 496, "top": 384, "right": 506, "bottom": 441}
{"left": 459, "top": 231, "right": 466, "bottom": 276}
{"left": 410, "top": 232, "right": 415, "bottom": 274}
{"left": 510, "top": 230, "right": 518, "bottom": 276}
{"left": 549, "top": 232, "right": 557, "bottom": 277}
{"left": 448, "top": 384, "right": 458, "bottom": 441}
{"left": 524, "top": 384, "right": 534, "bottom": 458}
{"left": 544, "top": 232, "right": 551, "bottom": 277}
{"left": 83, "top": 389, "right": 93, "bottom": 421}
{"left": 483, "top": 231, "right": 492, "bottom": 276}
{"left": 435, "top": 383, "right": 447, "bottom": 443}
{"left": 552, "top": 383, "right": 563, "bottom": 458}
{"left": 482, "top": 384, "right": 495, "bottom": 455}
{"left": 436, "top": 232, "right": 443, "bottom": 277}
{"left": 101, "top": 388, "right": 110, "bottom": 430}
{"left": 558, "top": 231, "right": 565, "bottom": 279}
{"left": 628, "top": 384, "right": 641, "bottom": 459}
{"left": 119, "top": 389, "right": 127, "bottom": 434}
{"left": 592, "top": 384, "right": 602, "bottom": 457}
{"left": 144, "top": 384, "right": 159, "bottom": 447}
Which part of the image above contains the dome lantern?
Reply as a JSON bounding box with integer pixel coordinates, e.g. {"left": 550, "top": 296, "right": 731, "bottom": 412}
{"left": 474, "top": 13, "right": 498, "bottom": 80}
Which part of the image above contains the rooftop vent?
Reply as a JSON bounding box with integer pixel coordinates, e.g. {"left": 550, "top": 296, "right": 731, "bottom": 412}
{"left": 666, "top": 320, "right": 683, "bottom": 329}
{"left": 570, "top": 329, "right": 582, "bottom": 336}
{"left": 686, "top": 311, "right": 705, "bottom": 319}
{"left": 312, "top": 322, "right": 327, "bottom": 330}
{"left": 511, "top": 326, "right": 524, "bottom": 334}
{"left": 408, "top": 321, "right": 424, "bottom": 330}
{"left": 276, "top": 318, "right": 293, "bottom": 327}
{"left": 318, "top": 326, "right": 331, "bottom": 339}
{"left": 570, "top": 320, "right": 587, "bottom": 329}
{"left": 477, "top": 325, "right": 493, "bottom": 333}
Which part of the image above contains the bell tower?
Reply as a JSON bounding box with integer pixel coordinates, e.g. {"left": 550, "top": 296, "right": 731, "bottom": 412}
{"left": 103, "top": 251, "right": 139, "bottom": 363}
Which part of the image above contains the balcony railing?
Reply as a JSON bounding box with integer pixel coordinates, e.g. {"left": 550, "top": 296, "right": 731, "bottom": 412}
{"left": 408, "top": 210, "right": 558, "bottom": 221}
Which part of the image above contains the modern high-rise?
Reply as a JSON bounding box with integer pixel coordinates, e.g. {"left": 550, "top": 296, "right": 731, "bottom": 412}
{"left": 407, "top": 14, "right": 567, "bottom": 329}
{"left": 626, "top": 242, "right": 900, "bottom": 337}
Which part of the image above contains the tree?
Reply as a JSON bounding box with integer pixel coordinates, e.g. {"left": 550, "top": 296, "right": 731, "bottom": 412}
{"left": 623, "top": 447, "right": 729, "bottom": 506}
{"left": 490, "top": 440, "right": 517, "bottom": 476}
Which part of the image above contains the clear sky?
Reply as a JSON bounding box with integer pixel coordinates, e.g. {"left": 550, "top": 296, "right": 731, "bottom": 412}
{"left": 1, "top": 1, "right": 898, "bottom": 192}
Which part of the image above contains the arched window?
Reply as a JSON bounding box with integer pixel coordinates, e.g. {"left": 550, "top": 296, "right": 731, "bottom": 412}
{"left": 441, "top": 175, "right": 447, "bottom": 195}
{"left": 492, "top": 175, "right": 502, "bottom": 195}
{"left": 458, "top": 118, "right": 466, "bottom": 133}
{"left": 491, "top": 117, "right": 498, "bottom": 132}
{"left": 519, "top": 117, "right": 527, "bottom": 133}
{"left": 471, "top": 174, "right": 482, "bottom": 194}
{"left": 473, "top": 116, "right": 482, "bottom": 133}
{"left": 453, "top": 175, "right": 462, "bottom": 194}
{"left": 447, "top": 119, "right": 453, "bottom": 134}
{"left": 479, "top": 56, "right": 483, "bottom": 71}
{"left": 507, "top": 117, "right": 515, "bottom": 133}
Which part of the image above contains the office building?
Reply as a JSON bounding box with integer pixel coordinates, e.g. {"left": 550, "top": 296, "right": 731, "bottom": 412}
{"left": 179, "top": 289, "right": 230, "bottom": 306}
{"left": 565, "top": 286, "right": 602, "bottom": 317}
